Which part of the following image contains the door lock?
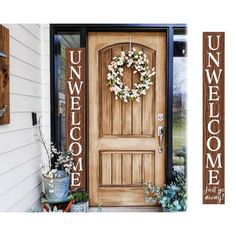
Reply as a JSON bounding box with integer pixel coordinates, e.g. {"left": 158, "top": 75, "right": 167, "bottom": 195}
{"left": 157, "top": 113, "right": 164, "bottom": 121}
{"left": 157, "top": 126, "right": 164, "bottom": 153}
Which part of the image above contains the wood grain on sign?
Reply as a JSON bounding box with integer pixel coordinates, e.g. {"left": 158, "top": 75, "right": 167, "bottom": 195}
{"left": 65, "top": 48, "right": 86, "bottom": 190}
{"left": 88, "top": 32, "right": 166, "bottom": 206}
{"left": 203, "top": 32, "right": 225, "bottom": 204}
{"left": 0, "top": 25, "right": 10, "bottom": 125}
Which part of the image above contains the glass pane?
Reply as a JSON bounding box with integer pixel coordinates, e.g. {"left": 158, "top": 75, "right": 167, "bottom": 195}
{"left": 55, "top": 34, "right": 81, "bottom": 151}
{"left": 173, "top": 32, "right": 187, "bottom": 172}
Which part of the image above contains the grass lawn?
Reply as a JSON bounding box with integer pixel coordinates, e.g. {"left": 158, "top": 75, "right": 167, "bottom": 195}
{"left": 173, "top": 111, "right": 186, "bottom": 166}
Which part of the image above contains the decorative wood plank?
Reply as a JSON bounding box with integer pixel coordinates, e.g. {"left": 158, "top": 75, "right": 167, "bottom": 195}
{"left": 203, "top": 32, "right": 225, "bottom": 204}
{"left": 142, "top": 49, "right": 155, "bottom": 136}
{"left": 132, "top": 154, "right": 142, "bottom": 185}
{"left": 121, "top": 44, "right": 132, "bottom": 135}
{"left": 112, "top": 153, "right": 122, "bottom": 185}
{"left": 111, "top": 46, "right": 122, "bottom": 135}
{"left": 0, "top": 25, "right": 10, "bottom": 125}
{"left": 132, "top": 46, "right": 143, "bottom": 135}
{"left": 65, "top": 48, "right": 86, "bottom": 190}
{"left": 101, "top": 153, "right": 112, "bottom": 185}
{"left": 112, "top": 98, "right": 122, "bottom": 135}
{"left": 142, "top": 153, "right": 154, "bottom": 183}
{"left": 122, "top": 153, "right": 132, "bottom": 185}
{"left": 100, "top": 48, "right": 112, "bottom": 134}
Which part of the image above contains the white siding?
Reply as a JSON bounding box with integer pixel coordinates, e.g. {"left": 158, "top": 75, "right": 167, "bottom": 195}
{"left": 0, "top": 24, "right": 50, "bottom": 212}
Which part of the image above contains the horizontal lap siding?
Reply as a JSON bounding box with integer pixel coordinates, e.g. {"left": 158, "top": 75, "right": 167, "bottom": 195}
{"left": 41, "top": 25, "right": 50, "bottom": 146}
{"left": 0, "top": 24, "right": 50, "bottom": 212}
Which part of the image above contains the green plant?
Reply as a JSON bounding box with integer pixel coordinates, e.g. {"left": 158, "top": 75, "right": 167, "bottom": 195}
{"left": 72, "top": 191, "right": 89, "bottom": 203}
{"left": 142, "top": 171, "right": 187, "bottom": 212}
{"left": 142, "top": 182, "right": 161, "bottom": 201}
{"left": 175, "top": 146, "right": 186, "bottom": 159}
{"left": 97, "top": 203, "right": 102, "bottom": 212}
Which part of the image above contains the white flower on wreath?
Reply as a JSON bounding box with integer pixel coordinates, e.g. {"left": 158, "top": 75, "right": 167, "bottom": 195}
{"left": 107, "top": 47, "right": 156, "bottom": 102}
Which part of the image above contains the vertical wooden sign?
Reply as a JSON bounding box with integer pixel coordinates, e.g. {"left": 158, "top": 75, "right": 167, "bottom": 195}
{"left": 66, "top": 48, "right": 86, "bottom": 191}
{"left": 203, "top": 32, "right": 225, "bottom": 204}
{"left": 0, "top": 25, "right": 10, "bottom": 125}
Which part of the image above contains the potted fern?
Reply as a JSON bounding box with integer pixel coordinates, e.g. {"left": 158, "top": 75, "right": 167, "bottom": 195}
{"left": 70, "top": 191, "right": 89, "bottom": 212}
{"left": 142, "top": 171, "right": 187, "bottom": 212}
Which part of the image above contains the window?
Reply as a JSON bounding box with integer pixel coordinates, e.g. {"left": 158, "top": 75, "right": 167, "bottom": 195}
{"left": 172, "top": 29, "right": 187, "bottom": 172}
{"left": 54, "top": 33, "right": 81, "bottom": 151}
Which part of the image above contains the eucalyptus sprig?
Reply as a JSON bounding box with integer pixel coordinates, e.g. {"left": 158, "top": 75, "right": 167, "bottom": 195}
{"left": 142, "top": 171, "right": 187, "bottom": 211}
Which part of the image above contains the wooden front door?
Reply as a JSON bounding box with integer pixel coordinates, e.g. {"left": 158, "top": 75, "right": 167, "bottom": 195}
{"left": 89, "top": 32, "right": 166, "bottom": 206}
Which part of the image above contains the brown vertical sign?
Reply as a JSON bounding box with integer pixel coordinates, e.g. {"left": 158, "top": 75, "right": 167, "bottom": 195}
{"left": 203, "top": 32, "right": 225, "bottom": 204}
{"left": 66, "top": 48, "right": 86, "bottom": 191}
{"left": 0, "top": 25, "right": 10, "bottom": 125}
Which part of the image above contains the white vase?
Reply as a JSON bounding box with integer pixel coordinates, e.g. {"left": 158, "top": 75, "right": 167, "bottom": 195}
{"left": 43, "top": 170, "right": 70, "bottom": 202}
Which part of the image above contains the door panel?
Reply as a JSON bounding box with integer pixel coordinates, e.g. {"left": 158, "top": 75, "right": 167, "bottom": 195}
{"left": 89, "top": 32, "right": 166, "bottom": 206}
{"left": 99, "top": 43, "right": 155, "bottom": 137}
{"left": 99, "top": 151, "right": 155, "bottom": 187}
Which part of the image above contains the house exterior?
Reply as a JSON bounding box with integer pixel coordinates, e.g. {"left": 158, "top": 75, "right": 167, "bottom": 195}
{"left": 0, "top": 24, "right": 50, "bottom": 211}
{"left": 0, "top": 24, "right": 186, "bottom": 212}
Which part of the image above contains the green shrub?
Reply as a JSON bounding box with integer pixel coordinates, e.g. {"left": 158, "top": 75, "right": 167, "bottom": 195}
{"left": 142, "top": 171, "right": 187, "bottom": 212}
{"left": 174, "top": 146, "right": 186, "bottom": 159}
{"left": 72, "top": 191, "right": 89, "bottom": 203}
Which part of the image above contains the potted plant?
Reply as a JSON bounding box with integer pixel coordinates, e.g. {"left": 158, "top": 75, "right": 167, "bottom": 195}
{"left": 142, "top": 183, "right": 161, "bottom": 204}
{"left": 142, "top": 171, "right": 187, "bottom": 212}
{"left": 70, "top": 191, "right": 89, "bottom": 212}
{"left": 36, "top": 117, "right": 74, "bottom": 202}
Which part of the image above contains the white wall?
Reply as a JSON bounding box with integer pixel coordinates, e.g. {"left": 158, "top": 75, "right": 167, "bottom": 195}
{"left": 0, "top": 24, "right": 50, "bottom": 212}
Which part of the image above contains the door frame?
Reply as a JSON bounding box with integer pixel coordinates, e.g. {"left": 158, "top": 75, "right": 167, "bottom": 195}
{"left": 50, "top": 24, "right": 186, "bottom": 189}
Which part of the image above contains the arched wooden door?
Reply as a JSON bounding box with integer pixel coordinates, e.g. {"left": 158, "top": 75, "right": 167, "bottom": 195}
{"left": 88, "top": 32, "right": 166, "bottom": 206}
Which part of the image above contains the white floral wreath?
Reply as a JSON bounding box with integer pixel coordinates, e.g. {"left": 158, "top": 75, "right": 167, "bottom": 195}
{"left": 107, "top": 47, "right": 156, "bottom": 102}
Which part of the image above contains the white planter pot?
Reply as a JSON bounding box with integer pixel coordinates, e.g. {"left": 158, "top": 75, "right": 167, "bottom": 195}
{"left": 70, "top": 201, "right": 89, "bottom": 212}
{"left": 43, "top": 170, "right": 70, "bottom": 202}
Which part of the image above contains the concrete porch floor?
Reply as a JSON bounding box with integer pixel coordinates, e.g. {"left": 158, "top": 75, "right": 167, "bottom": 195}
{"left": 88, "top": 207, "right": 163, "bottom": 212}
